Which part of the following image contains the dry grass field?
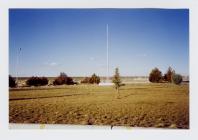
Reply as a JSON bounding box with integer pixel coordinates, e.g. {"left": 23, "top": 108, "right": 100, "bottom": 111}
{"left": 9, "top": 83, "right": 189, "bottom": 129}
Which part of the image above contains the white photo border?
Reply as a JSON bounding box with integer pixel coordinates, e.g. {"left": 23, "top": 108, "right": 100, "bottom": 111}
{"left": 0, "top": 0, "right": 197, "bottom": 140}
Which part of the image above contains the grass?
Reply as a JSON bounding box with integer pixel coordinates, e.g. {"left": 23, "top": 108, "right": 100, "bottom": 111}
{"left": 9, "top": 83, "right": 189, "bottom": 129}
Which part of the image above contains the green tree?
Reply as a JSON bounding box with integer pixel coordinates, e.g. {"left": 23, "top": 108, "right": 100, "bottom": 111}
{"left": 26, "top": 76, "right": 48, "bottom": 86}
{"left": 172, "top": 73, "right": 183, "bottom": 85}
{"left": 112, "top": 67, "right": 122, "bottom": 94}
{"left": 89, "top": 73, "right": 100, "bottom": 84}
{"left": 164, "top": 67, "right": 175, "bottom": 82}
{"left": 9, "top": 75, "right": 17, "bottom": 88}
{"left": 149, "top": 67, "right": 162, "bottom": 83}
{"left": 53, "top": 72, "right": 74, "bottom": 85}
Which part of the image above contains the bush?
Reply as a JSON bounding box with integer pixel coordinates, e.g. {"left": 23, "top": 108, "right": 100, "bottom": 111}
{"left": 53, "top": 72, "right": 74, "bottom": 85}
{"left": 149, "top": 67, "right": 162, "bottom": 83}
{"left": 81, "top": 74, "right": 100, "bottom": 84}
{"left": 9, "top": 75, "right": 17, "bottom": 88}
{"left": 53, "top": 77, "right": 64, "bottom": 85}
{"left": 172, "top": 74, "right": 183, "bottom": 85}
{"left": 89, "top": 73, "right": 100, "bottom": 84}
{"left": 26, "top": 76, "right": 48, "bottom": 86}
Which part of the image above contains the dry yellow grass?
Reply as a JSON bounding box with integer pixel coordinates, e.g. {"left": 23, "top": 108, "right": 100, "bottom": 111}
{"left": 9, "top": 83, "right": 189, "bottom": 129}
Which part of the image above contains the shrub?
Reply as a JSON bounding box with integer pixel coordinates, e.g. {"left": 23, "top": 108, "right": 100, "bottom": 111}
{"left": 89, "top": 73, "right": 100, "bottom": 84}
{"left": 66, "top": 77, "right": 75, "bottom": 85}
{"left": 149, "top": 67, "right": 162, "bottom": 83}
{"left": 9, "top": 75, "right": 17, "bottom": 88}
{"left": 53, "top": 72, "right": 74, "bottom": 85}
{"left": 26, "top": 76, "right": 48, "bottom": 86}
{"left": 81, "top": 74, "right": 100, "bottom": 84}
{"left": 172, "top": 74, "right": 183, "bottom": 85}
{"left": 164, "top": 67, "right": 175, "bottom": 82}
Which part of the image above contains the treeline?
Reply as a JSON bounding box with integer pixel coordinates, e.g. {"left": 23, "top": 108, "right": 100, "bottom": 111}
{"left": 149, "top": 67, "right": 183, "bottom": 85}
{"left": 9, "top": 72, "right": 101, "bottom": 88}
{"left": 9, "top": 66, "right": 184, "bottom": 88}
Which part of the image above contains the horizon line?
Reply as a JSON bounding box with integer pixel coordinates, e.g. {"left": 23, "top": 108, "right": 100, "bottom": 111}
{"left": 10, "top": 75, "right": 189, "bottom": 78}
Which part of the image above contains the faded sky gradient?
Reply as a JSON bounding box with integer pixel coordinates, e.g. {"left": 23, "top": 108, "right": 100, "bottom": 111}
{"left": 9, "top": 9, "right": 189, "bottom": 77}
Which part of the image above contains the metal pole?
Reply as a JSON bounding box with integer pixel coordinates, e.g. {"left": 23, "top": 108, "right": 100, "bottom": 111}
{"left": 16, "top": 48, "right": 21, "bottom": 83}
{"left": 106, "top": 24, "right": 109, "bottom": 82}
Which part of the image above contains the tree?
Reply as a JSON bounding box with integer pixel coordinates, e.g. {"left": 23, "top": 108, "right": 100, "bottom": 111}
{"left": 164, "top": 67, "right": 175, "bottom": 82}
{"left": 112, "top": 67, "right": 122, "bottom": 94}
{"left": 172, "top": 73, "right": 183, "bottom": 85}
{"left": 149, "top": 67, "right": 162, "bottom": 83}
{"left": 53, "top": 72, "right": 74, "bottom": 85}
{"left": 81, "top": 74, "right": 100, "bottom": 84}
{"left": 89, "top": 73, "right": 100, "bottom": 84}
{"left": 26, "top": 76, "right": 48, "bottom": 86}
{"left": 9, "top": 75, "right": 17, "bottom": 88}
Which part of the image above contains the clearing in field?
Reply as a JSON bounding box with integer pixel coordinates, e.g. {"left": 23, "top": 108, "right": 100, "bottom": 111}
{"left": 9, "top": 83, "right": 189, "bottom": 129}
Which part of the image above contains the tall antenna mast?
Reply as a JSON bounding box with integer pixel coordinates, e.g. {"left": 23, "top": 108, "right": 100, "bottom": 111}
{"left": 16, "top": 48, "right": 21, "bottom": 83}
{"left": 106, "top": 24, "right": 109, "bottom": 82}
{"left": 99, "top": 24, "right": 113, "bottom": 86}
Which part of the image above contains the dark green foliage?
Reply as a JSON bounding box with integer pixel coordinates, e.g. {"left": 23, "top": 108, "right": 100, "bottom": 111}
{"left": 53, "top": 72, "right": 74, "bottom": 85}
{"left": 81, "top": 74, "right": 100, "bottom": 84}
{"left": 9, "top": 75, "right": 17, "bottom": 88}
{"left": 149, "top": 67, "right": 162, "bottom": 83}
{"left": 172, "top": 74, "right": 183, "bottom": 85}
{"left": 164, "top": 67, "right": 175, "bottom": 82}
{"left": 66, "top": 77, "right": 75, "bottom": 85}
{"left": 112, "top": 68, "right": 122, "bottom": 93}
{"left": 26, "top": 76, "right": 48, "bottom": 86}
{"left": 89, "top": 73, "right": 100, "bottom": 84}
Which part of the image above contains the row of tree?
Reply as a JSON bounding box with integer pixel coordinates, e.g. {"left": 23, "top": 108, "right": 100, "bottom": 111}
{"left": 9, "top": 72, "right": 101, "bottom": 87}
{"left": 149, "top": 67, "right": 183, "bottom": 84}
{"left": 9, "top": 66, "right": 183, "bottom": 88}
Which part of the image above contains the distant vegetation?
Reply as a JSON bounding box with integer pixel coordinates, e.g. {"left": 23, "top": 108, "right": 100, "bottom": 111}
{"left": 9, "top": 66, "right": 184, "bottom": 88}
{"left": 149, "top": 67, "right": 183, "bottom": 85}
{"left": 26, "top": 76, "right": 48, "bottom": 86}
{"left": 9, "top": 75, "right": 17, "bottom": 88}
{"left": 112, "top": 67, "right": 122, "bottom": 94}
{"left": 172, "top": 74, "right": 183, "bottom": 85}
{"left": 89, "top": 73, "right": 100, "bottom": 84}
{"left": 53, "top": 72, "right": 75, "bottom": 85}
{"left": 81, "top": 73, "right": 100, "bottom": 84}
{"left": 81, "top": 77, "right": 90, "bottom": 84}
{"left": 164, "top": 67, "right": 175, "bottom": 82}
{"left": 149, "top": 68, "right": 162, "bottom": 83}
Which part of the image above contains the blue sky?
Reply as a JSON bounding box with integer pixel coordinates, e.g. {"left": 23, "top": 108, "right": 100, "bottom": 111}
{"left": 9, "top": 9, "right": 189, "bottom": 77}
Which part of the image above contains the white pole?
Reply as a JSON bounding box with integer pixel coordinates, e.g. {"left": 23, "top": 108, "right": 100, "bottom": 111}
{"left": 106, "top": 24, "right": 109, "bottom": 82}
{"left": 16, "top": 48, "right": 21, "bottom": 83}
